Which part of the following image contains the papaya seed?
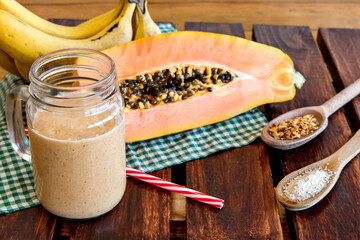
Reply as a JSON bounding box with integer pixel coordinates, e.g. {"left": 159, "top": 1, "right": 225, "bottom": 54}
{"left": 120, "top": 66, "right": 236, "bottom": 109}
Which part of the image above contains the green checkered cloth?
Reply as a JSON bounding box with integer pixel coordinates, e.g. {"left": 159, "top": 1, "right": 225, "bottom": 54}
{"left": 0, "top": 23, "right": 267, "bottom": 214}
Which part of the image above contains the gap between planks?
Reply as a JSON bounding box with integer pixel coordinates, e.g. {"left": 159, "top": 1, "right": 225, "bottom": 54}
{"left": 170, "top": 192, "right": 186, "bottom": 221}
{"left": 170, "top": 192, "right": 186, "bottom": 239}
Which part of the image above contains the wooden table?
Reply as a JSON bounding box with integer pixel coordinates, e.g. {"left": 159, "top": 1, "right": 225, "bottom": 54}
{"left": 1, "top": 1, "right": 360, "bottom": 239}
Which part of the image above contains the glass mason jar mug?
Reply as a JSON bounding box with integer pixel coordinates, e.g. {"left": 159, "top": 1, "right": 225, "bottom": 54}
{"left": 6, "top": 49, "right": 126, "bottom": 219}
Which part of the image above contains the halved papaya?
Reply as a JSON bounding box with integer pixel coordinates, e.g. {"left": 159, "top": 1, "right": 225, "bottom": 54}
{"left": 88, "top": 31, "right": 305, "bottom": 142}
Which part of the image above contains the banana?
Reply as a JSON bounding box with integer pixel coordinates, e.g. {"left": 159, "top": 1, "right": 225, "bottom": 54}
{"left": 0, "top": 0, "right": 124, "bottom": 39}
{"left": 0, "top": 0, "right": 136, "bottom": 76}
{"left": 133, "top": 0, "right": 161, "bottom": 40}
{"left": 131, "top": 2, "right": 140, "bottom": 38}
{"left": 0, "top": 49, "right": 20, "bottom": 76}
{"left": 13, "top": 59, "right": 29, "bottom": 81}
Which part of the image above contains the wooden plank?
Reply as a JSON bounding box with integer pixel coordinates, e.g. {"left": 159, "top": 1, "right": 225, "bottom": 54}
{"left": 317, "top": 28, "right": 360, "bottom": 129}
{"left": 253, "top": 24, "right": 360, "bottom": 239}
{"left": 0, "top": 206, "right": 56, "bottom": 239}
{"left": 185, "top": 22, "right": 246, "bottom": 36}
{"left": 184, "top": 22, "right": 283, "bottom": 239}
{"left": 57, "top": 170, "right": 171, "bottom": 239}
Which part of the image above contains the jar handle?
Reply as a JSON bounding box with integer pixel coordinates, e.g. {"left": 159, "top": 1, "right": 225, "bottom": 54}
{"left": 6, "top": 85, "right": 31, "bottom": 161}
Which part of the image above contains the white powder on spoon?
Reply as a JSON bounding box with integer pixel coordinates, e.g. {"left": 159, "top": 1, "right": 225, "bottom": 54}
{"left": 282, "top": 167, "right": 334, "bottom": 202}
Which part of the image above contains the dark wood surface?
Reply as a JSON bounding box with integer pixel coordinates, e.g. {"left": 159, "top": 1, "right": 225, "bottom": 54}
{"left": 0, "top": 206, "right": 56, "bottom": 239}
{"left": 317, "top": 28, "right": 360, "bottom": 130}
{"left": 253, "top": 25, "right": 360, "bottom": 239}
{"left": 186, "top": 144, "right": 283, "bottom": 239}
{"left": 184, "top": 22, "right": 283, "bottom": 240}
{"left": 1, "top": 21, "right": 360, "bottom": 239}
{"left": 55, "top": 170, "right": 171, "bottom": 239}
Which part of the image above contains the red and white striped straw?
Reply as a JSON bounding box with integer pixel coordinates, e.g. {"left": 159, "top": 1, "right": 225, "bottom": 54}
{"left": 126, "top": 166, "right": 224, "bottom": 209}
{"left": 24, "top": 128, "right": 224, "bottom": 209}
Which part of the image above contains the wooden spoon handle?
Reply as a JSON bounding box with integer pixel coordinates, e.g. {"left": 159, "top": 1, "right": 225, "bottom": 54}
{"left": 321, "top": 78, "right": 360, "bottom": 117}
{"left": 331, "top": 129, "right": 360, "bottom": 169}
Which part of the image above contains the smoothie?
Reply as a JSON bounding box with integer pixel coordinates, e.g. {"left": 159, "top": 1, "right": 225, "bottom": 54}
{"left": 28, "top": 110, "right": 126, "bottom": 219}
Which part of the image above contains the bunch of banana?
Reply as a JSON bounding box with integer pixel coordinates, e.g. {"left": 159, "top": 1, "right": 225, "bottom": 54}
{"left": 0, "top": 0, "right": 161, "bottom": 80}
{"left": 132, "top": 0, "right": 162, "bottom": 40}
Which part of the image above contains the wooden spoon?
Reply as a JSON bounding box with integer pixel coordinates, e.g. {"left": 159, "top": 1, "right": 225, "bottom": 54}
{"left": 261, "top": 78, "right": 360, "bottom": 150}
{"left": 275, "top": 129, "right": 360, "bottom": 211}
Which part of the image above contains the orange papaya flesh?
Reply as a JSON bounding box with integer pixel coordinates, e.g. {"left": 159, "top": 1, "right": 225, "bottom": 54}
{"left": 80, "top": 31, "right": 305, "bottom": 142}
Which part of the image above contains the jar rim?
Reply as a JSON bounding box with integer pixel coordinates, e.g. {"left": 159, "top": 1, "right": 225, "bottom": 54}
{"left": 29, "top": 48, "right": 116, "bottom": 91}
{"left": 28, "top": 48, "right": 119, "bottom": 109}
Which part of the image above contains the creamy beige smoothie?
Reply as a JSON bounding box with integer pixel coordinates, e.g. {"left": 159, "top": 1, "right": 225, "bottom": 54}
{"left": 28, "top": 110, "right": 126, "bottom": 219}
